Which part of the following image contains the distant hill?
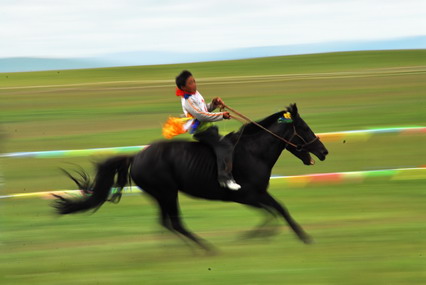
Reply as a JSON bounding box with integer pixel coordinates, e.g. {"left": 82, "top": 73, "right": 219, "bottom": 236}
{"left": 0, "top": 36, "right": 425, "bottom": 73}
{"left": 0, "top": 57, "right": 113, "bottom": 73}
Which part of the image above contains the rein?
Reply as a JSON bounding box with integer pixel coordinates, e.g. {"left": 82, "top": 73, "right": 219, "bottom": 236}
{"left": 221, "top": 104, "right": 318, "bottom": 151}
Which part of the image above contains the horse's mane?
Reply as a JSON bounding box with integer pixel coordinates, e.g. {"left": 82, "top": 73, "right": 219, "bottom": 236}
{"left": 225, "top": 110, "right": 284, "bottom": 141}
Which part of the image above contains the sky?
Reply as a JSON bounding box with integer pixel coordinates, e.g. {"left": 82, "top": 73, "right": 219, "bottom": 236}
{"left": 1, "top": 0, "right": 425, "bottom": 58}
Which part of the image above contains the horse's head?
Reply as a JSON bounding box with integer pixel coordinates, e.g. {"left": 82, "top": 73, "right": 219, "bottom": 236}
{"left": 279, "top": 104, "right": 329, "bottom": 165}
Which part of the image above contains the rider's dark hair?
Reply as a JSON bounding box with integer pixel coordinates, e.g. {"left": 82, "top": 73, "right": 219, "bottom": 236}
{"left": 175, "top": 70, "right": 193, "bottom": 90}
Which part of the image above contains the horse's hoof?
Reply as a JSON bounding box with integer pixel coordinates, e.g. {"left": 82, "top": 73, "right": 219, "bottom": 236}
{"left": 301, "top": 235, "right": 314, "bottom": 244}
{"left": 205, "top": 247, "right": 220, "bottom": 256}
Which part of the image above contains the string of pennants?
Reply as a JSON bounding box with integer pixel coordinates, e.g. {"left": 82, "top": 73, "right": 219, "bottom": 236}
{"left": 1, "top": 127, "right": 425, "bottom": 159}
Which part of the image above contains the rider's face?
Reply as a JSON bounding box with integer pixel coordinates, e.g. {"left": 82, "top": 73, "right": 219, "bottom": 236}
{"left": 182, "top": 76, "right": 197, "bottom": 93}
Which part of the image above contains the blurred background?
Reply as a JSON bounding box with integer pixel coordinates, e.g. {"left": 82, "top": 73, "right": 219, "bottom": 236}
{"left": 1, "top": 1, "right": 425, "bottom": 284}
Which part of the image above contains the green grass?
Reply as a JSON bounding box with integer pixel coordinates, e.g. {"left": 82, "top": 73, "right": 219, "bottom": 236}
{"left": 1, "top": 180, "right": 425, "bottom": 284}
{"left": 1, "top": 50, "right": 426, "bottom": 284}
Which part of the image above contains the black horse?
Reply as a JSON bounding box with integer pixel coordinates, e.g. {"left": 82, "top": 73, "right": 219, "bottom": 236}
{"left": 54, "top": 104, "right": 328, "bottom": 250}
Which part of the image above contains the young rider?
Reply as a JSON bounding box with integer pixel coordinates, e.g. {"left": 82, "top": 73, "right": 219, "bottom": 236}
{"left": 175, "top": 70, "right": 241, "bottom": 191}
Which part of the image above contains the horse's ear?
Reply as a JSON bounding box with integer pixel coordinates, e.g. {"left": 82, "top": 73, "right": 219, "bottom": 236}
{"left": 289, "top": 103, "right": 298, "bottom": 116}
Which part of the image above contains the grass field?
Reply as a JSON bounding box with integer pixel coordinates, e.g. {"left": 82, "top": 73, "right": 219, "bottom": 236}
{"left": 1, "top": 50, "right": 426, "bottom": 284}
{"left": 2, "top": 180, "right": 425, "bottom": 285}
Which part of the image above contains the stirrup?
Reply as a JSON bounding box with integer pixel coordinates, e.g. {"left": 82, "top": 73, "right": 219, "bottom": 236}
{"left": 219, "top": 179, "right": 241, "bottom": 191}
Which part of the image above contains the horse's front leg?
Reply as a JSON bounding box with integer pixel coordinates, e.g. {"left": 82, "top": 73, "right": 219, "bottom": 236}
{"left": 239, "top": 211, "right": 281, "bottom": 240}
{"left": 259, "top": 193, "right": 312, "bottom": 244}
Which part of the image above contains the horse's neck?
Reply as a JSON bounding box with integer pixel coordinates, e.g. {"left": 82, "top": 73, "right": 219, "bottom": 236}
{"left": 237, "top": 124, "right": 291, "bottom": 168}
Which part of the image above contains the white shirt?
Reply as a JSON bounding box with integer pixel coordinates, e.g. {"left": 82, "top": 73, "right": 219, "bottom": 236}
{"left": 181, "top": 91, "right": 225, "bottom": 122}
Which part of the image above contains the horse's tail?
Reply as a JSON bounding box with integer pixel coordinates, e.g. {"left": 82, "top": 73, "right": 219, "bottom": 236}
{"left": 53, "top": 155, "right": 134, "bottom": 215}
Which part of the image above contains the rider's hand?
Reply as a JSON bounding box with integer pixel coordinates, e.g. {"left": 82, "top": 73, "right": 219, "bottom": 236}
{"left": 223, "top": 112, "right": 231, "bottom": 119}
{"left": 212, "top": 97, "right": 225, "bottom": 107}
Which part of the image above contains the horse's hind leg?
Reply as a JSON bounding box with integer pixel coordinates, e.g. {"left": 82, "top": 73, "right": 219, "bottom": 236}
{"left": 259, "top": 193, "right": 312, "bottom": 244}
{"left": 158, "top": 202, "right": 172, "bottom": 231}
{"left": 155, "top": 200, "right": 199, "bottom": 252}
{"left": 163, "top": 197, "right": 213, "bottom": 252}
{"left": 150, "top": 188, "right": 212, "bottom": 252}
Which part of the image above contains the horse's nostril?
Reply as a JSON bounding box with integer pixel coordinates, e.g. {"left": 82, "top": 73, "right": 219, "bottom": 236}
{"left": 323, "top": 150, "right": 329, "bottom": 156}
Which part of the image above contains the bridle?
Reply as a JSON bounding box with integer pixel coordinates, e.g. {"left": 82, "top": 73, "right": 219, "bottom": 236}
{"left": 287, "top": 125, "right": 320, "bottom": 151}
{"left": 222, "top": 104, "right": 319, "bottom": 151}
